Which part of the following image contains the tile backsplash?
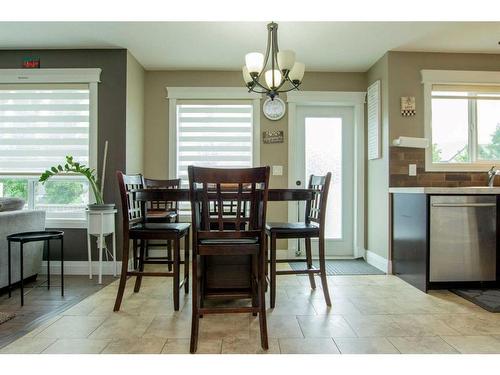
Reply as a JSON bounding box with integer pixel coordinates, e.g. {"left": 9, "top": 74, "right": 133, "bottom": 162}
{"left": 389, "top": 147, "right": 499, "bottom": 187}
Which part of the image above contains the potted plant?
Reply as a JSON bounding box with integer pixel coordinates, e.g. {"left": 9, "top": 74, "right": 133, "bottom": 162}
{"left": 39, "top": 155, "right": 114, "bottom": 210}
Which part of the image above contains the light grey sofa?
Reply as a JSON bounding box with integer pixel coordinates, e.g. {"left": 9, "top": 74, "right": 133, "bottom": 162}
{"left": 0, "top": 210, "right": 45, "bottom": 289}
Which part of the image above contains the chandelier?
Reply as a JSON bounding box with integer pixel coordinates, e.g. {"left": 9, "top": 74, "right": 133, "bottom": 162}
{"left": 242, "top": 22, "right": 305, "bottom": 100}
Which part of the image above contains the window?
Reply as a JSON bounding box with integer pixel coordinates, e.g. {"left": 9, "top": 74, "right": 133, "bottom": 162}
{"left": 423, "top": 70, "right": 500, "bottom": 171}
{"left": 0, "top": 83, "right": 94, "bottom": 226}
{"left": 176, "top": 102, "right": 254, "bottom": 185}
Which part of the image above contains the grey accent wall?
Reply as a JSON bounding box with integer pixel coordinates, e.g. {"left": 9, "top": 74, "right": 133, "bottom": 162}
{"left": 0, "top": 49, "right": 128, "bottom": 261}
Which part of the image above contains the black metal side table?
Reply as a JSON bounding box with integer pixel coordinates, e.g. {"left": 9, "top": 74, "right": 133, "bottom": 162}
{"left": 7, "top": 230, "right": 64, "bottom": 306}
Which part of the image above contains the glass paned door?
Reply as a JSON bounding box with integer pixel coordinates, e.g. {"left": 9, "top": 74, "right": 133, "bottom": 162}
{"left": 294, "top": 105, "right": 354, "bottom": 256}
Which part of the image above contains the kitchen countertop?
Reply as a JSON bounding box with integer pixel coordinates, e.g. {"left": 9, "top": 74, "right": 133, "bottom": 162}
{"left": 389, "top": 186, "right": 500, "bottom": 194}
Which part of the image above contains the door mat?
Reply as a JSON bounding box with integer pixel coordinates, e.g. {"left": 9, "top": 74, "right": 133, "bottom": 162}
{"left": 0, "top": 312, "right": 15, "bottom": 325}
{"left": 289, "top": 259, "right": 385, "bottom": 276}
{"left": 451, "top": 289, "right": 500, "bottom": 313}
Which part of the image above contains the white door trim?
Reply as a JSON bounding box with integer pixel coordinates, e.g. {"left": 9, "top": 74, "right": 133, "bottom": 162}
{"left": 287, "top": 91, "right": 366, "bottom": 259}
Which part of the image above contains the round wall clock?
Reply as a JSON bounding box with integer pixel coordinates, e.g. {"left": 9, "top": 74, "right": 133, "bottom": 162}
{"left": 263, "top": 97, "right": 286, "bottom": 121}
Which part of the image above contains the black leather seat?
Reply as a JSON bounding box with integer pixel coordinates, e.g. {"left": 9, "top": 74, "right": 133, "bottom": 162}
{"left": 131, "top": 222, "right": 190, "bottom": 233}
{"left": 265, "top": 222, "right": 319, "bottom": 235}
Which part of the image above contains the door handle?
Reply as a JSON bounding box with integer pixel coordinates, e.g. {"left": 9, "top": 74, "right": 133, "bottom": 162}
{"left": 431, "top": 203, "right": 496, "bottom": 208}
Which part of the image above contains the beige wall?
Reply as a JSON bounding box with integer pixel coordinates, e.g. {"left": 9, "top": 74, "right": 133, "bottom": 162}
{"left": 126, "top": 51, "right": 145, "bottom": 174}
{"left": 143, "top": 70, "right": 366, "bottom": 229}
{"left": 366, "top": 54, "right": 390, "bottom": 260}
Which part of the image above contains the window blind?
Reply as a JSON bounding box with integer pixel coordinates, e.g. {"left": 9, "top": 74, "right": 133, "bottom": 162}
{"left": 0, "top": 84, "right": 90, "bottom": 174}
{"left": 176, "top": 102, "right": 254, "bottom": 186}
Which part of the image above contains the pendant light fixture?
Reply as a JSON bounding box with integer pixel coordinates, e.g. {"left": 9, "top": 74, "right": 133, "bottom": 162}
{"left": 242, "top": 22, "right": 305, "bottom": 100}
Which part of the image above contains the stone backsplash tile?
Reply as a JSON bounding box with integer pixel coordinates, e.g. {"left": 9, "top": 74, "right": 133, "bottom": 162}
{"left": 389, "top": 146, "right": 499, "bottom": 187}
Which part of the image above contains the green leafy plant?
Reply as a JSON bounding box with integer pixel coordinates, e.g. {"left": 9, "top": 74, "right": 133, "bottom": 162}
{"left": 39, "top": 155, "right": 103, "bottom": 205}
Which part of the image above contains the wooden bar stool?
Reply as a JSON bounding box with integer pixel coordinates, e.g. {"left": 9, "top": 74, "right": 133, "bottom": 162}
{"left": 113, "top": 172, "right": 190, "bottom": 312}
{"left": 143, "top": 177, "right": 181, "bottom": 272}
{"left": 188, "top": 166, "right": 270, "bottom": 353}
{"left": 265, "top": 173, "right": 332, "bottom": 308}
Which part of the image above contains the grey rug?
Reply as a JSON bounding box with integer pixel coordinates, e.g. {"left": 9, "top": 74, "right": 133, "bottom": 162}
{"left": 451, "top": 289, "right": 500, "bottom": 313}
{"left": 289, "top": 259, "right": 385, "bottom": 276}
{"left": 0, "top": 312, "right": 15, "bottom": 325}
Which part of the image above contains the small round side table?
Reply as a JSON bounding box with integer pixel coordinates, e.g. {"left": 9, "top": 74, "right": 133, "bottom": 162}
{"left": 7, "top": 230, "right": 64, "bottom": 306}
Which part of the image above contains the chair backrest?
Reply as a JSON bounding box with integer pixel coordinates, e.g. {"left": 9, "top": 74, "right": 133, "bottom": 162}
{"left": 116, "top": 171, "right": 144, "bottom": 228}
{"left": 188, "top": 166, "right": 270, "bottom": 241}
{"left": 304, "top": 173, "right": 332, "bottom": 231}
{"left": 143, "top": 177, "right": 181, "bottom": 214}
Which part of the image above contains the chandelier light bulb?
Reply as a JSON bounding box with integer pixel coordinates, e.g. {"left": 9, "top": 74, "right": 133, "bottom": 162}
{"left": 289, "top": 62, "right": 305, "bottom": 83}
{"left": 265, "top": 69, "right": 282, "bottom": 89}
{"left": 242, "top": 66, "right": 253, "bottom": 85}
{"left": 277, "top": 50, "right": 296, "bottom": 72}
{"left": 245, "top": 52, "right": 264, "bottom": 74}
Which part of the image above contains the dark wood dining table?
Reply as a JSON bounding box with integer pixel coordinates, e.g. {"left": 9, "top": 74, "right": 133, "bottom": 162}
{"left": 133, "top": 187, "right": 316, "bottom": 293}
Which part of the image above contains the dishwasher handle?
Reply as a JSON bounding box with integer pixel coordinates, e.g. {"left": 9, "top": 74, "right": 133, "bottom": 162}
{"left": 431, "top": 203, "right": 497, "bottom": 208}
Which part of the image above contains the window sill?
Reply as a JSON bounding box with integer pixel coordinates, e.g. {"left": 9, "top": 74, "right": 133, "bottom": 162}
{"left": 45, "top": 219, "right": 87, "bottom": 229}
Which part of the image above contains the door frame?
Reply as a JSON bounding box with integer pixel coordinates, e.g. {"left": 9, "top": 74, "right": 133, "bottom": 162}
{"left": 287, "top": 91, "right": 366, "bottom": 259}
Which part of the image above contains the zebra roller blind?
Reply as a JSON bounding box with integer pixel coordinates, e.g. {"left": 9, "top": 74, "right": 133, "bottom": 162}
{"left": 176, "top": 101, "right": 254, "bottom": 186}
{"left": 0, "top": 84, "right": 90, "bottom": 174}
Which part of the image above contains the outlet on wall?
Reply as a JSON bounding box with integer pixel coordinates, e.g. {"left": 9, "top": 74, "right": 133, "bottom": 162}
{"left": 408, "top": 164, "right": 417, "bottom": 176}
{"left": 272, "top": 165, "right": 283, "bottom": 176}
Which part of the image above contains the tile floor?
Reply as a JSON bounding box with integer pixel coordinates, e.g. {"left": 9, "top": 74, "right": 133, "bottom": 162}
{"left": 2, "top": 264, "right": 500, "bottom": 354}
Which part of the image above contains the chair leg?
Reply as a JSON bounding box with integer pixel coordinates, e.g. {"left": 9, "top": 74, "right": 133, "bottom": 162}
{"left": 251, "top": 254, "right": 258, "bottom": 317}
{"left": 114, "top": 234, "right": 130, "bottom": 311}
{"left": 167, "top": 240, "right": 173, "bottom": 272}
{"left": 258, "top": 249, "right": 268, "bottom": 350}
{"left": 318, "top": 236, "right": 331, "bottom": 307}
{"left": 132, "top": 239, "right": 138, "bottom": 270}
{"left": 190, "top": 253, "right": 199, "bottom": 353}
{"left": 133, "top": 240, "right": 145, "bottom": 293}
{"left": 145, "top": 240, "right": 150, "bottom": 259}
{"left": 270, "top": 234, "right": 277, "bottom": 308}
{"left": 173, "top": 237, "right": 180, "bottom": 311}
{"left": 184, "top": 230, "right": 190, "bottom": 294}
{"left": 264, "top": 234, "right": 269, "bottom": 292}
{"left": 305, "top": 238, "right": 316, "bottom": 289}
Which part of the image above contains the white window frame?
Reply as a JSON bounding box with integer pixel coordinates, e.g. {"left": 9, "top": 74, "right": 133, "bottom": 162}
{"left": 422, "top": 69, "right": 500, "bottom": 172}
{"left": 0, "top": 68, "right": 101, "bottom": 228}
{"left": 166, "top": 87, "right": 261, "bottom": 180}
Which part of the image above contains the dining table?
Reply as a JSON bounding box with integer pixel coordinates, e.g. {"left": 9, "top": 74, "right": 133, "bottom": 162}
{"left": 133, "top": 187, "right": 316, "bottom": 294}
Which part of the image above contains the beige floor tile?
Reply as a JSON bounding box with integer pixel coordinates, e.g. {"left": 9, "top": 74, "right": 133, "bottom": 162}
{"left": 102, "top": 338, "right": 167, "bottom": 354}
{"left": 310, "top": 298, "right": 363, "bottom": 316}
{"left": 142, "top": 314, "right": 191, "bottom": 339}
{"left": 279, "top": 338, "right": 340, "bottom": 354}
{"left": 249, "top": 314, "right": 303, "bottom": 339}
{"left": 42, "top": 338, "right": 111, "bottom": 354}
{"left": 343, "top": 315, "right": 410, "bottom": 338}
{"left": 297, "top": 315, "right": 357, "bottom": 338}
{"left": 334, "top": 337, "right": 399, "bottom": 354}
{"left": 36, "top": 315, "right": 107, "bottom": 339}
{"left": 441, "top": 335, "right": 500, "bottom": 354}
{"left": 222, "top": 337, "right": 280, "bottom": 354}
{"left": 434, "top": 313, "right": 500, "bottom": 335}
{"left": 89, "top": 313, "right": 155, "bottom": 339}
{"left": 161, "top": 338, "right": 222, "bottom": 354}
{"left": 0, "top": 337, "right": 56, "bottom": 354}
{"left": 198, "top": 314, "right": 250, "bottom": 340}
{"left": 268, "top": 297, "right": 317, "bottom": 316}
{"left": 388, "top": 336, "right": 458, "bottom": 354}
{"left": 23, "top": 315, "right": 63, "bottom": 338}
{"left": 389, "top": 314, "right": 461, "bottom": 336}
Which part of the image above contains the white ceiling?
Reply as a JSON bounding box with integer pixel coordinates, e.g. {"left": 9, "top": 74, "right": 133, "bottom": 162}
{"left": 0, "top": 22, "right": 499, "bottom": 71}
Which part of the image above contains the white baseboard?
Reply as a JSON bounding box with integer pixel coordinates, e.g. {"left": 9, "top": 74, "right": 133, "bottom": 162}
{"left": 39, "top": 261, "right": 122, "bottom": 276}
{"left": 365, "top": 250, "right": 388, "bottom": 273}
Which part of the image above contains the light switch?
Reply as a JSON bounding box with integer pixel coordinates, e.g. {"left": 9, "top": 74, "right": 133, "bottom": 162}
{"left": 408, "top": 164, "right": 417, "bottom": 176}
{"left": 272, "top": 165, "right": 283, "bottom": 176}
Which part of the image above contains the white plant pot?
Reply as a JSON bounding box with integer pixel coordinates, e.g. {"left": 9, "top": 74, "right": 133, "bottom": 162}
{"left": 87, "top": 209, "right": 117, "bottom": 236}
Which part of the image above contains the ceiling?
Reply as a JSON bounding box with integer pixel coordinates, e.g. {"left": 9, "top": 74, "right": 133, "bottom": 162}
{"left": 0, "top": 22, "right": 499, "bottom": 72}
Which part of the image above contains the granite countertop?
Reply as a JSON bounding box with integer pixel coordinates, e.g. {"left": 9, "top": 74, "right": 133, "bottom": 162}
{"left": 389, "top": 187, "right": 500, "bottom": 194}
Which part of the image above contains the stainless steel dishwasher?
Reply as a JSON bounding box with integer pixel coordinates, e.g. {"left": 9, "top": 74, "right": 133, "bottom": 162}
{"left": 430, "top": 195, "right": 497, "bottom": 282}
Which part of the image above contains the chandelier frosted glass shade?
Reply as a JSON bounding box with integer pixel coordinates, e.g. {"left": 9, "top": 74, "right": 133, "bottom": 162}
{"left": 242, "top": 22, "right": 305, "bottom": 99}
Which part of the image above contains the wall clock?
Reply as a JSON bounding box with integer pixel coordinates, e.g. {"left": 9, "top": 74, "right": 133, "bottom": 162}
{"left": 263, "top": 97, "right": 286, "bottom": 121}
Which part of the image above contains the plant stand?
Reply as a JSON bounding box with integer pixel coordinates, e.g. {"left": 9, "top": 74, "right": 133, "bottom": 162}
{"left": 86, "top": 208, "right": 117, "bottom": 284}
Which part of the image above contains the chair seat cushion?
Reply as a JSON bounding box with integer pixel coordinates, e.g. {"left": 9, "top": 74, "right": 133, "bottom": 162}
{"left": 199, "top": 238, "right": 259, "bottom": 245}
{"left": 131, "top": 222, "right": 190, "bottom": 233}
{"left": 266, "top": 222, "right": 320, "bottom": 235}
